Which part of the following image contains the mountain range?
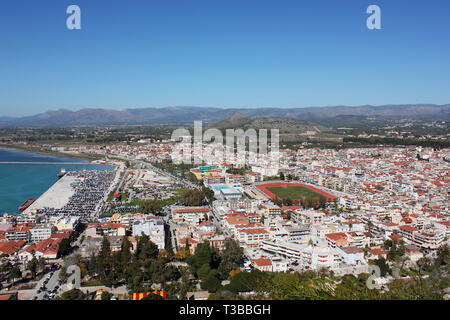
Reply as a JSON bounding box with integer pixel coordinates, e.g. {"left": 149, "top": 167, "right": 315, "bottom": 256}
{"left": 0, "top": 104, "right": 448, "bottom": 127}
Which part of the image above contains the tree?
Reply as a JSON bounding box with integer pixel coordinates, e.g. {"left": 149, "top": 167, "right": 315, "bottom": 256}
{"left": 229, "top": 269, "right": 241, "bottom": 279}
{"left": 373, "top": 257, "right": 390, "bottom": 277}
{"left": 58, "top": 238, "right": 71, "bottom": 257}
{"left": 417, "top": 257, "right": 432, "bottom": 276}
{"left": 157, "top": 250, "right": 172, "bottom": 263}
{"left": 139, "top": 199, "right": 162, "bottom": 215}
{"left": 101, "top": 291, "right": 113, "bottom": 300}
{"left": 59, "top": 266, "right": 67, "bottom": 281}
{"left": 100, "top": 236, "right": 111, "bottom": 259}
{"left": 188, "top": 242, "right": 220, "bottom": 276}
{"left": 217, "top": 239, "right": 244, "bottom": 279}
{"left": 37, "top": 257, "right": 46, "bottom": 272}
{"left": 201, "top": 274, "right": 221, "bottom": 293}
{"left": 202, "top": 185, "right": 215, "bottom": 204}
{"left": 135, "top": 234, "right": 158, "bottom": 261}
{"left": 226, "top": 270, "right": 269, "bottom": 294}
{"left": 284, "top": 197, "right": 293, "bottom": 206}
{"left": 302, "top": 198, "right": 313, "bottom": 209}
{"left": 332, "top": 274, "right": 381, "bottom": 300}
{"left": 8, "top": 266, "right": 21, "bottom": 283}
{"left": 59, "top": 289, "right": 86, "bottom": 300}
{"left": 179, "top": 189, "right": 205, "bottom": 206}
{"left": 273, "top": 197, "right": 282, "bottom": 207}
{"left": 120, "top": 236, "right": 132, "bottom": 266}
{"left": 437, "top": 244, "right": 450, "bottom": 266}
{"left": 387, "top": 277, "right": 443, "bottom": 300}
{"left": 198, "top": 264, "right": 211, "bottom": 280}
{"left": 27, "top": 256, "right": 38, "bottom": 279}
{"left": 164, "top": 265, "right": 181, "bottom": 281}
{"left": 174, "top": 249, "right": 191, "bottom": 261}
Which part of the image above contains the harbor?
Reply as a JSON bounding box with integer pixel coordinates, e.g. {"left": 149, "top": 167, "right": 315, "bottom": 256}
{"left": 0, "top": 148, "right": 116, "bottom": 215}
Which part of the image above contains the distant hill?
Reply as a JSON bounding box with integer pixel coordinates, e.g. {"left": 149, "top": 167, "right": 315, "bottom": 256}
{"left": 209, "top": 114, "right": 329, "bottom": 133}
{"left": 209, "top": 113, "right": 253, "bottom": 129}
{"left": 0, "top": 104, "right": 448, "bottom": 126}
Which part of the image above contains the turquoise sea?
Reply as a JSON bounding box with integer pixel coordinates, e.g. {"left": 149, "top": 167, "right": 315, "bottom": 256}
{"left": 0, "top": 148, "right": 114, "bottom": 215}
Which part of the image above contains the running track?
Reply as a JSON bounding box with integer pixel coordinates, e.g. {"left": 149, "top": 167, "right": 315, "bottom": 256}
{"left": 256, "top": 182, "right": 336, "bottom": 202}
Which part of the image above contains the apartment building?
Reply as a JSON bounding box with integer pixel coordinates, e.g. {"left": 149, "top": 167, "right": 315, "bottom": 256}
{"left": 86, "top": 222, "right": 126, "bottom": 238}
{"left": 245, "top": 172, "right": 263, "bottom": 183}
{"left": 294, "top": 210, "right": 324, "bottom": 225}
{"left": 54, "top": 217, "right": 80, "bottom": 232}
{"left": 226, "top": 174, "right": 246, "bottom": 184}
{"left": 237, "top": 228, "right": 269, "bottom": 248}
{"left": 302, "top": 246, "right": 340, "bottom": 270}
{"left": 260, "top": 240, "right": 304, "bottom": 261}
{"left": 171, "top": 206, "right": 211, "bottom": 226}
{"left": 412, "top": 228, "right": 445, "bottom": 249}
{"left": 6, "top": 225, "right": 32, "bottom": 241}
{"left": 204, "top": 175, "right": 225, "bottom": 185}
{"left": 30, "top": 224, "right": 56, "bottom": 243}
{"left": 325, "top": 232, "right": 348, "bottom": 248}
{"left": 337, "top": 246, "right": 366, "bottom": 266}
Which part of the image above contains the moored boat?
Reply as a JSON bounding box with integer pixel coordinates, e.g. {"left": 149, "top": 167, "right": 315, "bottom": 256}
{"left": 18, "top": 198, "right": 35, "bottom": 211}
{"left": 58, "top": 168, "right": 67, "bottom": 178}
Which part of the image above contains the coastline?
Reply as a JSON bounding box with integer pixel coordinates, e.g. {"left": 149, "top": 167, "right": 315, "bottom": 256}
{"left": 0, "top": 143, "right": 103, "bottom": 162}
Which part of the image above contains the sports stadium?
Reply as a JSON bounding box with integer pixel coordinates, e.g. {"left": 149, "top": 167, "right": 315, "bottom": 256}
{"left": 255, "top": 182, "right": 336, "bottom": 202}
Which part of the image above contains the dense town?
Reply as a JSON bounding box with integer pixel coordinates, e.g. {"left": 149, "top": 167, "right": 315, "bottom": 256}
{"left": 0, "top": 140, "right": 449, "bottom": 300}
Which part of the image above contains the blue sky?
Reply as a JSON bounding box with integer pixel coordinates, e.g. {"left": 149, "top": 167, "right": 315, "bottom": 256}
{"left": 0, "top": 0, "right": 449, "bottom": 116}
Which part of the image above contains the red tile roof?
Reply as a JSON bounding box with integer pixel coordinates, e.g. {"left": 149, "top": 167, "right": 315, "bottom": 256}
{"left": 0, "top": 240, "right": 26, "bottom": 255}
{"left": 253, "top": 258, "right": 272, "bottom": 267}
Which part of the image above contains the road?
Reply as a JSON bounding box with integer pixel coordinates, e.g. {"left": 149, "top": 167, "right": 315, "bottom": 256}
{"left": 32, "top": 268, "right": 61, "bottom": 300}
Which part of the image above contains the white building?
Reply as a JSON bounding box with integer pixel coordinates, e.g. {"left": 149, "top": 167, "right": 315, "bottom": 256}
{"left": 30, "top": 224, "right": 55, "bottom": 242}
{"left": 132, "top": 219, "right": 165, "bottom": 250}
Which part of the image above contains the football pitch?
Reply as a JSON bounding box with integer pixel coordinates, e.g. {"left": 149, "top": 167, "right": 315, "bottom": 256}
{"left": 266, "top": 185, "right": 327, "bottom": 201}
